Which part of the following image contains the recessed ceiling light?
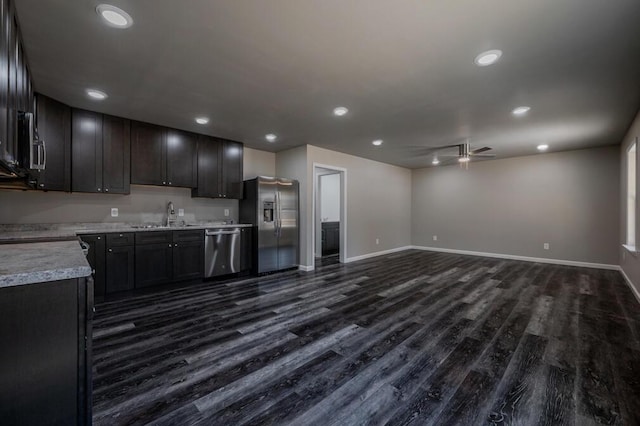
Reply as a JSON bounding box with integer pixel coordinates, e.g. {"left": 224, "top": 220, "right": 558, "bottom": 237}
{"left": 474, "top": 49, "right": 502, "bottom": 67}
{"left": 86, "top": 89, "right": 107, "bottom": 100}
{"left": 265, "top": 134, "right": 277, "bottom": 142}
{"left": 96, "top": 4, "right": 133, "bottom": 28}
{"left": 512, "top": 106, "right": 531, "bottom": 116}
{"left": 537, "top": 144, "right": 549, "bottom": 151}
{"left": 432, "top": 158, "right": 440, "bottom": 165}
{"left": 333, "top": 106, "right": 349, "bottom": 117}
{"left": 372, "top": 139, "right": 383, "bottom": 146}
{"left": 458, "top": 156, "right": 471, "bottom": 163}
{"left": 195, "top": 117, "right": 209, "bottom": 125}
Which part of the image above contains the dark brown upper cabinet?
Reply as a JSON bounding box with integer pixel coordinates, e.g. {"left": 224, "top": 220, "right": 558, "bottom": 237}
{"left": 192, "top": 136, "right": 243, "bottom": 199}
{"left": 0, "top": 0, "right": 34, "bottom": 167}
{"left": 71, "top": 109, "right": 130, "bottom": 194}
{"left": 34, "top": 94, "right": 71, "bottom": 191}
{"left": 130, "top": 121, "right": 197, "bottom": 188}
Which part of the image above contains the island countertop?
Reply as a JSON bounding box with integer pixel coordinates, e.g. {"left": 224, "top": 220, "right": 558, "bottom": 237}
{"left": 0, "top": 240, "right": 92, "bottom": 288}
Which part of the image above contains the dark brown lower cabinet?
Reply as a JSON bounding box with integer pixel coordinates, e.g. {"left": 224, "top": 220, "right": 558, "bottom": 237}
{"left": 173, "top": 240, "right": 204, "bottom": 281}
{"left": 0, "top": 277, "right": 93, "bottom": 426}
{"left": 135, "top": 242, "right": 174, "bottom": 288}
{"left": 81, "top": 234, "right": 106, "bottom": 298}
{"left": 106, "top": 245, "right": 135, "bottom": 293}
{"left": 135, "top": 230, "right": 204, "bottom": 288}
{"left": 240, "top": 227, "right": 253, "bottom": 272}
{"left": 322, "top": 222, "right": 340, "bottom": 256}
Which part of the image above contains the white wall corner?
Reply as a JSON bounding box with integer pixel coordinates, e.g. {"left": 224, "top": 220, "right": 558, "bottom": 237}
{"left": 298, "top": 264, "right": 315, "bottom": 272}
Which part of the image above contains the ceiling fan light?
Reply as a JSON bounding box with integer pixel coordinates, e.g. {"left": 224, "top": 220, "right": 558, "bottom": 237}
{"left": 458, "top": 156, "right": 471, "bottom": 163}
{"left": 432, "top": 158, "right": 440, "bottom": 165}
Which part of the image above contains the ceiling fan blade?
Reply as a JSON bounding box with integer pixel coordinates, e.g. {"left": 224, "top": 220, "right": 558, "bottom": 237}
{"left": 471, "top": 153, "right": 496, "bottom": 158}
{"left": 470, "top": 146, "right": 492, "bottom": 154}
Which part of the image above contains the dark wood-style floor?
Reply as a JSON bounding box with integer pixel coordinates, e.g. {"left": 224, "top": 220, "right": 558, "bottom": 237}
{"left": 92, "top": 250, "right": 640, "bottom": 425}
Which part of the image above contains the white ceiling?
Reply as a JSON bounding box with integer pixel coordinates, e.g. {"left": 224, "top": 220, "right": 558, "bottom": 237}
{"left": 14, "top": 0, "right": 640, "bottom": 168}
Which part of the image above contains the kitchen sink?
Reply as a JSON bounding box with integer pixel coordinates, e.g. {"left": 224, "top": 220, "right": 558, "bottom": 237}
{"left": 130, "top": 224, "right": 169, "bottom": 229}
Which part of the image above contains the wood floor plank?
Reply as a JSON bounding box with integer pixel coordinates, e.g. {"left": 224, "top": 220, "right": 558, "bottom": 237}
{"left": 91, "top": 250, "right": 640, "bottom": 425}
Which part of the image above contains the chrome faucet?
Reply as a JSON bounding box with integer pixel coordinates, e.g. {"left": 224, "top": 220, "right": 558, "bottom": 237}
{"left": 166, "top": 201, "right": 177, "bottom": 227}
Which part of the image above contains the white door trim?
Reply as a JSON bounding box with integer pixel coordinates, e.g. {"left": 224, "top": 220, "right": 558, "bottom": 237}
{"left": 312, "top": 163, "right": 348, "bottom": 264}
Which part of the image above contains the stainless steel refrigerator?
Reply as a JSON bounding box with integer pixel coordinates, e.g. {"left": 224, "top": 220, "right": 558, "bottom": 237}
{"left": 240, "top": 176, "right": 299, "bottom": 274}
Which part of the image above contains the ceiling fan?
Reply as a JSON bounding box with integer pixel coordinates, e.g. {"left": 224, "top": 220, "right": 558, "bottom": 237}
{"left": 414, "top": 140, "right": 495, "bottom": 165}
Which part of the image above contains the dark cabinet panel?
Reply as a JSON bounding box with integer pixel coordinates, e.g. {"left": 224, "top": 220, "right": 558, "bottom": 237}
{"left": 71, "top": 109, "right": 103, "bottom": 193}
{"left": 221, "top": 141, "right": 243, "bottom": 199}
{"left": 322, "top": 222, "right": 340, "bottom": 256}
{"left": 34, "top": 94, "right": 71, "bottom": 191}
{"left": 135, "top": 243, "right": 174, "bottom": 288}
{"left": 131, "top": 121, "right": 165, "bottom": 186}
{"left": 106, "top": 245, "right": 135, "bottom": 293}
{"left": 135, "top": 231, "right": 171, "bottom": 245}
{"left": 0, "top": 278, "right": 90, "bottom": 425}
{"left": 0, "top": 0, "right": 8, "bottom": 159}
{"left": 192, "top": 136, "right": 243, "bottom": 199}
{"left": 102, "top": 114, "right": 130, "bottom": 194}
{"left": 173, "top": 240, "right": 203, "bottom": 281}
{"left": 81, "top": 234, "right": 106, "bottom": 298}
{"left": 240, "top": 227, "right": 253, "bottom": 272}
{"left": 106, "top": 232, "right": 135, "bottom": 247}
{"left": 131, "top": 123, "right": 197, "bottom": 188}
{"left": 166, "top": 129, "right": 197, "bottom": 188}
{"left": 192, "top": 135, "right": 221, "bottom": 198}
{"left": 72, "top": 109, "right": 130, "bottom": 194}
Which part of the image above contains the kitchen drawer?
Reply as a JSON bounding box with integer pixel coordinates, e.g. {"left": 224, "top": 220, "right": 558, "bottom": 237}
{"left": 173, "top": 229, "right": 204, "bottom": 243}
{"left": 106, "top": 232, "right": 134, "bottom": 247}
{"left": 135, "top": 231, "right": 172, "bottom": 245}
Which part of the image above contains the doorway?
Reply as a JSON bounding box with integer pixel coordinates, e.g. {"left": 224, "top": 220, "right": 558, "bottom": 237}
{"left": 313, "top": 163, "right": 347, "bottom": 265}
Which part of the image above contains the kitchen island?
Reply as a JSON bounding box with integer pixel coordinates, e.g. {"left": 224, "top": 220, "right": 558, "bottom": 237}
{"left": 0, "top": 240, "right": 93, "bottom": 426}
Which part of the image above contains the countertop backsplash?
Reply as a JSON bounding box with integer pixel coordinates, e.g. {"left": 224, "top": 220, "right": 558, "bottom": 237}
{"left": 0, "top": 184, "right": 239, "bottom": 224}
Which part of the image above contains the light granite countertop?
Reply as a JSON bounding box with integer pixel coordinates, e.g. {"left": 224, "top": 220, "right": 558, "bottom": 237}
{"left": 0, "top": 222, "right": 254, "bottom": 243}
{"left": 0, "top": 240, "right": 92, "bottom": 288}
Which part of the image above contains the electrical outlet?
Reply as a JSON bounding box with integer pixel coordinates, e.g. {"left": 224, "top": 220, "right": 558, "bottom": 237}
{"left": 178, "top": 208, "right": 184, "bottom": 217}
{"left": 111, "top": 208, "right": 118, "bottom": 217}
{"left": 433, "top": 235, "right": 438, "bottom": 241}
{"left": 224, "top": 209, "right": 230, "bottom": 217}
{"left": 543, "top": 243, "right": 550, "bottom": 250}
{"left": 376, "top": 238, "right": 380, "bottom": 245}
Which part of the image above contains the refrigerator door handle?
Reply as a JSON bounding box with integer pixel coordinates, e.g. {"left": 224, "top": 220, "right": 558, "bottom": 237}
{"left": 275, "top": 190, "right": 280, "bottom": 237}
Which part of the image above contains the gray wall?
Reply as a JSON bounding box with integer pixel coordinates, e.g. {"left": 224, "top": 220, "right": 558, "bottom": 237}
{"left": 0, "top": 147, "right": 276, "bottom": 224}
{"left": 305, "top": 145, "right": 412, "bottom": 267}
{"left": 412, "top": 145, "right": 620, "bottom": 265}
{"left": 620, "top": 110, "right": 640, "bottom": 296}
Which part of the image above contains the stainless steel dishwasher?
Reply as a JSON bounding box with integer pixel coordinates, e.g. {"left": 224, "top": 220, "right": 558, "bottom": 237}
{"left": 204, "top": 227, "right": 242, "bottom": 278}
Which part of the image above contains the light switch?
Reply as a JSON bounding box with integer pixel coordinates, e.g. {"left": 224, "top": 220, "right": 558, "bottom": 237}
{"left": 224, "top": 209, "right": 230, "bottom": 217}
{"left": 111, "top": 208, "right": 118, "bottom": 217}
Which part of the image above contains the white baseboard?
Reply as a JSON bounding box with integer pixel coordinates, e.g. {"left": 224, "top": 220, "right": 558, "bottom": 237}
{"left": 345, "top": 246, "right": 413, "bottom": 263}
{"left": 410, "top": 245, "right": 619, "bottom": 270}
{"left": 298, "top": 265, "right": 314, "bottom": 272}
{"left": 617, "top": 266, "right": 640, "bottom": 305}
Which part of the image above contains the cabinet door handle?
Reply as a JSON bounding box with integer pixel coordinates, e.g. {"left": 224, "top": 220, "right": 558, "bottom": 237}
{"left": 105, "top": 188, "right": 109, "bottom": 192}
{"left": 97, "top": 237, "right": 101, "bottom": 240}
{"left": 163, "top": 181, "right": 166, "bottom": 185}
{"left": 174, "top": 243, "right": 178, "bottom": 247}
{"left": 108, "top": 248, "right": 113, "bottom": 253}
{"left": 168, "top": 182, "right": 172, "bottom": 185}
{"left": 119, "top": 234, "right": 123, "bottom": 237}
{"left": 97, "top": 188, "right": 102, "bottom": 192}
{"left": 168, "top": 244, "right": 172, "bottom": 248}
